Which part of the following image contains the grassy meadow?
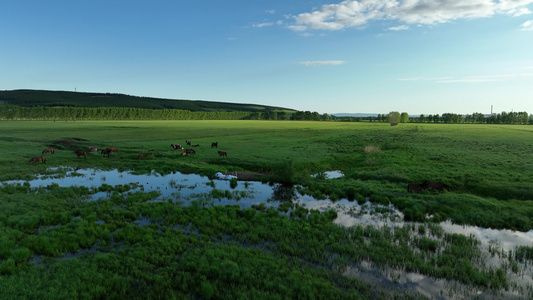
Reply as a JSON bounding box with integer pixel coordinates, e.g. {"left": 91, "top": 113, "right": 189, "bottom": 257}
{"left": 1, "top": 120, "right": 533, "bottom": 299}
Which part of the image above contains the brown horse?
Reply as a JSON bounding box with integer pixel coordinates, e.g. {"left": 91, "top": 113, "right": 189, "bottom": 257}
{"left": 407, "top": 183, "right": 426, "bottom": 193}
{"left": 74, "top": 150, "right": 87, "bottom": 159}
{"left": 138, "top": 153, "right": 147, "bottom": 160}
{"left": 42, "top": 148, "right": 55, "bottom": 154}
{"left": 192, "top": 144, "right": 200, "bottom": 147}
{"left": 29, "top": 156, "right": 46, "bottom": 164}
{"left": 105, "top": 147, "right": 119, "bottom": 152}
{"left": 424, "top": 181, "right": 450, "bottom": 192}
{"left": 211, "top": 142, "right": 218, "bottom": 148}
{"left": 185, "top": 149, "right": 196, "bottom": 155}
{"left": 170, "top": 144, "right": 183, "bottom": 150}
{"left": 218, "top": 151, "right": 227, "bottom": 158}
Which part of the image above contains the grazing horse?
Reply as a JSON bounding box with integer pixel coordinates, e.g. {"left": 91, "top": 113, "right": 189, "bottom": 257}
{"left": 185, "top": 140, "right": 192, "bottom": 146}
{"left": 185, "top": 149, "right": 196, "bottom": 155}
{"left": 104, "top": 147, "right": 119, "bottom": 152}
{"left": 218, "top": 151, "right": 227, "bottom": 158}
{"left": 407, "top": 183, "right": 425, "bottom": 193}
{"left": 211, "top": 142, "right": 218, "bottom": 148}
{"left": 424, "top": 181, "right": 450, "bottom": 192}
{"left": 170, "top": 144, "right": 183, "bottom": 150}
{"left": 101, "top": 148, "right": 112, "bottom": 157}
{"left": 42, "top": 148, "right": 55, "bottom": 154}
{"left": 29, "top": 156, "right": 46, "bottom": 164}
{"left": 73, "top": 150, "right": 87, "bottom": 159}
{"left": 192, "top": 144, "right": 200, "bottom": 147}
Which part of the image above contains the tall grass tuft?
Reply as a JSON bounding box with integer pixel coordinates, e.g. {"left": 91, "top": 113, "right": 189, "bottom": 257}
{"left": 364, "top": 145, "right": 381, "bottom": 153}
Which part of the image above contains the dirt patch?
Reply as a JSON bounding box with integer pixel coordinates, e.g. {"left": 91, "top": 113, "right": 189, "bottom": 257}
{"left": 51, "top": 138, "right": 91, "bottom": 150}
{"left": 72, "top": 137, "right": 89, "bottom": 141}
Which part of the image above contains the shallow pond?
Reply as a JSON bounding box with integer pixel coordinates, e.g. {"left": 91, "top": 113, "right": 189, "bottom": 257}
{"left": 2, "top": 167, "right": 533, "bottom": 299}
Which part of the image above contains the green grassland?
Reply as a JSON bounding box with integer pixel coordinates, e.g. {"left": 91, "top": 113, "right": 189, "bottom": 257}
{"left": 2, "top": 120, "right": 533, "bottom": 230}
{"left": 1, "top": 120, "right": 533, "bottom": 299}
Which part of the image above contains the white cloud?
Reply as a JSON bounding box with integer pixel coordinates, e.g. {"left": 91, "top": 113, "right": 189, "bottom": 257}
{"left": 300, "top": 60, "right": 346, "bottom": 66}
{"left": 388, "top": 25, "right": 409, "bottom": 30}
{"left": 253, "top": 22, "right": 274, "bottom": 28}
{"left": 521, "top": 20, "right": 533, "bottom": 30}
{"left": 266, "top": 9, "right": 276, "bottom": 14}
{"left": 507, "top": 7, "right": 532, "bottom": 16}
{"left": 289, "top": 0, "right": 533, "bottom": 31}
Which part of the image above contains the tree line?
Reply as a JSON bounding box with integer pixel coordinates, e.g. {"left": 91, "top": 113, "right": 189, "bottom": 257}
{"left": 0, "top": 105, "right": 531, "bottom": 125}
{"left": 0, "top": 106, "right": 254, "bottom": 121}
{"left": 410, "top": 111, "right": 531, "bottom": 125}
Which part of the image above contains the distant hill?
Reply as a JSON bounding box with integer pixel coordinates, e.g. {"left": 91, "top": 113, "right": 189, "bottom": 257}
{"left": 332, "top": 113, "right": 379, "bottom": 117}
{"left": 0, "top": 89, "right": 295, "bottom": 113}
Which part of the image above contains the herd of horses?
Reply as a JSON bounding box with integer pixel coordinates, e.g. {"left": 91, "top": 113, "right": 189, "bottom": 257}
{"left": 408, "top": 181, "right": 450, "bottom": 193}
{"left": 29, "top": 140, "right": 227, "bottom": 164}
{"left": 32, "top": 142, "right": 453, "bottom": 197}
{"left": 170, "top": 141, "right": 226, "bottom": 158}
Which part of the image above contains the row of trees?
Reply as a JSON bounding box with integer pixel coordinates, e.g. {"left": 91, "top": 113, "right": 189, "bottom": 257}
{"left": 0, "top": 106, "right": 253, "bottom": 121}
{"left": 0, "top": 105, "right": 531, "bottom": 125}
{"left": 410, "top": 111, "right": 531, "bottom": 125}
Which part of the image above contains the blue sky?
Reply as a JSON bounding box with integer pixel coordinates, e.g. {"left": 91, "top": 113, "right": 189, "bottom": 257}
{"left": 1, "top": 1, "right": 532, "bottom": 115}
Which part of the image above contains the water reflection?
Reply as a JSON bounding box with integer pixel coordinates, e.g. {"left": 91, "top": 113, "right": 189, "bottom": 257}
{"left": 3, "top": 167, "right": 533, "bottom": 299}
{"left": 311, "top": 170, "right": 344, "bottom": 179}
{"left": 271, "top": 184, "right": 296, "bottom": 202}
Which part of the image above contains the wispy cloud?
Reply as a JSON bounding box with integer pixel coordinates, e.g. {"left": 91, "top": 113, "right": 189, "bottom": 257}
{"left": 399, "top": 73, "right": 533, "bottom": 83}
{"left": 299, "top": 60, "right": 346, "bottom": 66}
{"left": 289, "top": 0, "right": 533, "bottom": 31}
{"left": 252, "top": 22, "right": 274, "bottom": 28}
{"left": 507, "top": 8, "right": 532, "bottom": 16}
{"left": 521, "top": 20, "right": 533, "bottom": 30}
{"left": 388, "top": 25, "right": 409, "bottom": 31}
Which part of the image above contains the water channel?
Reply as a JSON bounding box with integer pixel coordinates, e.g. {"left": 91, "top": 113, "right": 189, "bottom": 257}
{"left": 2, "top": 167, "right": 533, "bottom": 299}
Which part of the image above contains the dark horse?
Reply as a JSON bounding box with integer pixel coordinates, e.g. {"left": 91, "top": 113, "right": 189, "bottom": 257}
{"left": 407, "top": 183, "right": 426, "bottom": 193}
{"left": 42, "top": 148, "right": 55, "bottom": 154}
{"left": 170, "top": 144, "right": 183, "bottom": 150}
{"left": 424, "top": 181, "right": 450, "bottom": 192}
{"left": 184, "top": 149, "right": 196, "bottom": 155}
{"left": 211, "top": 142, "right": 218, "bottom": 148}
{"left": 101, "top": 148, "right": 112, "bottom": 157}
{"left": 74, "top": 150, "right": 88, "bottom": 159}
{"left": 218, "top": 151, "right": 227, "bottom": 158}
{"left": 185, "top": 140, "right": 192, "bottom": 146}
{"left": 29, "top": 156, "right": 46, "bottom": 164}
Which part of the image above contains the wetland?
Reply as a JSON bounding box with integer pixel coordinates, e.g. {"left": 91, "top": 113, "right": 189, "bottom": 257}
{"left": 1, "top": 120, "right": 533, "bottom": 299}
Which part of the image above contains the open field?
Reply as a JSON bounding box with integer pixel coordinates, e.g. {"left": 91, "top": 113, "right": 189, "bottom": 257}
{"left": 1, "top": 120, "right": 533, "bottom": 298}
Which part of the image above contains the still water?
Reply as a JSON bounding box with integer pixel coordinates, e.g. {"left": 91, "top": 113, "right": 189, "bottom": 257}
{"left": 3, "top": 167, "right": 533, "bottom": 299}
